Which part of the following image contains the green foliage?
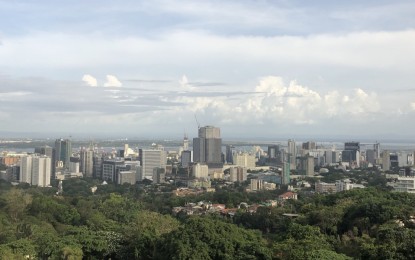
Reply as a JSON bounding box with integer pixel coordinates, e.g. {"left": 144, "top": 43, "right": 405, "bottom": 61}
{"left": 1, "top": 174, "right": 415, "bottom": 259}
{"left": 118, "top": 211, "right": 179, "bottom": 259}
{"left": 2, "top": 189, "right": 32, "bottom": 222}
{"left": 157, "top": 217, "right": 272, "bottom": 260}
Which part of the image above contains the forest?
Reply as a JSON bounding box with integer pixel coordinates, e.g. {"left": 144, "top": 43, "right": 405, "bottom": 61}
{"left": 0, "top": 177, "right": 415, "bottom": 260}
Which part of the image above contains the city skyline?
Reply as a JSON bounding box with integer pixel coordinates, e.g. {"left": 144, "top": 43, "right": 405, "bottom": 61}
{"left": 1, "top": 1, "right": 415, "bottom": 138}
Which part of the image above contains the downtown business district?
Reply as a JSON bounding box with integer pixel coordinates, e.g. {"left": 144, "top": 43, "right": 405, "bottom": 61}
{"left": 0, "top": 126, "right": 413, "bottom": 195}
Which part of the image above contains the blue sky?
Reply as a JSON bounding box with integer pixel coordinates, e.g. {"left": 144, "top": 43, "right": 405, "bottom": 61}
{"left": 1, "top": 0, "right": 415, "bottom": 139}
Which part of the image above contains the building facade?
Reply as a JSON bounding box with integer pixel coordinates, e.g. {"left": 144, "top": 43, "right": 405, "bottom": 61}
{"left": 193, "top": 126, "right": 223, "bottom": 168}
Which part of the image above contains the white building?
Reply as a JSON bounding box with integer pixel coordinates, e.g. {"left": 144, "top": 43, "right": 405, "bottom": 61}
{"left": 389, "top": 176, "right": 415, "bottom": 193}
{"left": 19, "top": 155, "right": 51, "bottom": 187}
{"left": 336, "top": 179, "right": 365, "bottom": 192}
{"left": 193, "top": 163, "right": 209, "bottom": 179}
{"left": 315, "top": 181, "right": 336, "bottom": 193}
{"left": 250, "top": 179, "right": 264, "bottom": 191}
{"left": 233, "top": 152, "right": 256, "bottom": 168}
{"left": 80, "top": 148, "right": 94, "bottom": 177}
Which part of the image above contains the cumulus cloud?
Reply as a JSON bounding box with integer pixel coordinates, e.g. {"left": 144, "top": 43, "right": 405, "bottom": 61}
{"left": 104, "top": 75, "right": 122, "bottom": 87}
{"left": 173, "top": 76, "right": 381, "bottom": 126}
{"left": 179, "top": 75, "right": 196, "bottom": 91}
{"left": 82, "top": 74, "right": 98, "bottom": 87}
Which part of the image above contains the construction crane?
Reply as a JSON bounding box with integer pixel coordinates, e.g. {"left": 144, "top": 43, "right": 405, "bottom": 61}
{"left": 194, "top": 114, "right": 201, "bottom": 129}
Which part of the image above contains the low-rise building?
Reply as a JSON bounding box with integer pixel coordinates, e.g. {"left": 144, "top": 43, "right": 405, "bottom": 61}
{"left": 278, "top": 191, "right": 298, "bottom": 201}
{"left": 388, "top": 176, "right": 415, "bottom": 193}
{"left": 315, "top": 181, "right": 336, "bottom": 193}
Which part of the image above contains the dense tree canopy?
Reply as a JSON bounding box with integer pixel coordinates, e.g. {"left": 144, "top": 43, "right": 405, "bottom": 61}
{"left": 1, "top": 176, "right": 415, "bottom": 259}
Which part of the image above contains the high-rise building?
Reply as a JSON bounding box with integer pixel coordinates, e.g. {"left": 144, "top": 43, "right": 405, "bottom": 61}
{"left": 382, "top": 150, "right": 390, "bottom": 171}
{"left": 193, "top": 126, "right": 222, "bottom": 168}
{"left": 366, "top": 150, "right": 376, "bottom": 165}
{"left": 267, "top": 145, "right": 281, "bottom": 165}
{"left": 35, "top": 145, "right": 55, "bottom": 179}
{"left": 19, "top": 156, "right": 32, "bottom": 184}
{"left": 80, "top": 147, "right": 94, "bottom": 178}
{"left": 324, "top": 150, "right": 333, "bottom": 165}
{"left": 342, "top": 142, "right": 360, "bottom": 167}
{"left": 287, "top": 139, "right": 297, "bottom": 170}
{"left": 32, "top": 156, "right": 51, "bottom": 187}
{"left": 302, "top": 141, "right": 316, "bottom": 151}
{"left": 282, "top": 162, "right": 290, "bottom": 185}
{"left": 183, "top": 133, "right": 189, "bottom": 151}
{"left": 102, "top": 159, "right": 125, "bottom": 182}
{"left": 233, "top": 152, "right": 256, "bottom": 168}
{"left": 181, "top": 150, "right": 192, "bottom": 168}
{"left": 93, "top": 154, "right": 104, "bottom": 179}
{"left": 139, "top": 149, "right": 167, "bottom": 180}
{"left": 19, "top": 155, "right": 51, "bottom": 187}
{"left": 229, "top": 166, "right": 247, "bottom": 182}
{"left": 306, "top": 155, "right": 314, "bottom": 177}
{"left": 54, "top": 139, "right": 72, "bottom": 169}
{"left": 226, "top": 145, "right": 236, "bottom": 164}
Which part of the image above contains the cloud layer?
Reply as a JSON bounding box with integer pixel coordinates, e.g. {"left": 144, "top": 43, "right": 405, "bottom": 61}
{"left": 0, "top": 0, "right": 414, "bottom": 138}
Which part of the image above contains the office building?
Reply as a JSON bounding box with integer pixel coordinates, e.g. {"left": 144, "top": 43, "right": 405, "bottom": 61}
{"left": 55, "top": 138, "right": 72, "bottom": 169}
{"left": 181, "top": 150, "right": 192, "bottom": 168}
{"left": 193, "top": 126, "right": 223, "bottom": 169}
{"left": 139, "top": 149, "right": 167, "bottom": 180}
{"left": 267, "top": 145, "right": 280, "bottom": 165}
{"left": 93, "top": 154, "right": 104, "bottom": 179}
{"left": 342, "top": 142, "right": 360, "bottom": 167}
{"left": 226, "top": 145, "right": 236, "bottom": 164}
{"left": 102, "top": 159, "right": 125, "bottom": 182}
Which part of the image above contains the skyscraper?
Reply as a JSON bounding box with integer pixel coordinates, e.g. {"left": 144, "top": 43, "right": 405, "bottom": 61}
{"left": 226, "top": 145, "right": 236, "bottom": 164}
{"left": 193, "top": 126, "right": 222, "bottom": 168}
{"left": 55, "top": 138, "right": 72, "bottom": 169}
{"left": 287, "top": 139, "right": 296, "bottom": 170}
{"left": 80, "top": 146, "right": 94, "bottom": 178}
{"left": 342, "top": 142, "right": 360, "bottom": 167}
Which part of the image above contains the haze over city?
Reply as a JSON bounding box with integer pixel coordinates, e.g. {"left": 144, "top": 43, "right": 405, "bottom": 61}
{"left": 1, "top": 1, "right": 415, "bottom": 139}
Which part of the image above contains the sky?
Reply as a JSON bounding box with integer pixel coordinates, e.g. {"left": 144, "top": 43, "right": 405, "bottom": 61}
{"left": 1, "top": 0, "right": 415, "bottom": 140}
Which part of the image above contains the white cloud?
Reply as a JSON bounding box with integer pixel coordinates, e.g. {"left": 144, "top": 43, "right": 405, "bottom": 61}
{"left": 172, "top": 76, "right": 382, "bottom": 127}
{"left": 82, "top": 74, "right": 98, "bottom": 87}
{"left": 104, "top": 75, "right": 122, "bottom": 87}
